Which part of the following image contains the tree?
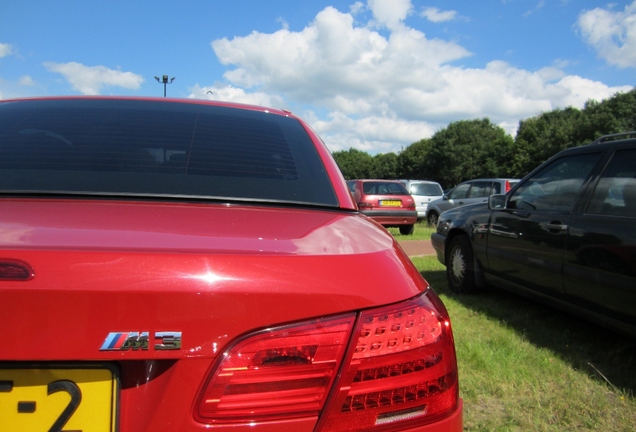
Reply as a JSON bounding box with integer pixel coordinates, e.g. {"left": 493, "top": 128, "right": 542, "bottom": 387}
{"left": 331, "top": 148, "right": 374, "bottom": 179}
{"left": 512, "top": 89, "right": 636, "bottom": 176}
{"left": 397, "top": 139, "right": 432, "bottom": 179}
{"left": 581, "top": 88, "right": 636, "bottom": 138}
{"left": 422, "top": 118, "right": 515, "bottom": 187}
{"left": 370, "top": 152, "right": 399, "bottom": 179}
{"left": 512, "top": 107, "right": 585, "bottom": 176}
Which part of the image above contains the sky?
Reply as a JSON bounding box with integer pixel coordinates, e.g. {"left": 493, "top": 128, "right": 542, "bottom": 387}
{"left": 1, "top": 0, "right": 635, "bottom": 154}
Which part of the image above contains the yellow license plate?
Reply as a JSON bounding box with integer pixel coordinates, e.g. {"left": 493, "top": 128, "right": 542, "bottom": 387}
{"left": 0, "top": 365, "right": 118, "bottom": 432}
{"left": 380, "top": 200, "right": 401, "bottom": 207}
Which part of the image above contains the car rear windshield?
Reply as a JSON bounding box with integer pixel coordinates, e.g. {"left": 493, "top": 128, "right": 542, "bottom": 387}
{"left": 362, "top": 181, "right": 409, "bottom": 195}
{"left": 0, "top": 99, "right": 338, "bottom": 207}
{"left": 410, "top": 183, "right": 443, "bottom": 196}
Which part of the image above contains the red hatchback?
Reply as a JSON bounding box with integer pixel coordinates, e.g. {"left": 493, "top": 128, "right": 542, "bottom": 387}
{"left": 0, "top": 97, "right": 461, "bottom": 432}
{"left": 347, "top": 179, "right": 418, "bottom": 235}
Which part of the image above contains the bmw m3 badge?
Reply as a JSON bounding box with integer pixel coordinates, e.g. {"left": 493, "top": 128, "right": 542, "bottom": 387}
{"left": 100, "top": 331, "right": 182, "bottom": 351}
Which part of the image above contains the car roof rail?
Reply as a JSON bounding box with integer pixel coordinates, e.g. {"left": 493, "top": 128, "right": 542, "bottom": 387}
{"left": 590, "top": 131, "right": 636, "bottom": 145}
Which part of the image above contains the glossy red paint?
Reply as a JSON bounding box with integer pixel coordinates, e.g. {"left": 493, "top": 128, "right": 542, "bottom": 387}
{"left": 0, "top": 97, "right": 460, "bottom": 431}
{"left": 1, "top": 199, "right": 424, "bottom": 359}
{"left": 0, "top": 199, "right": 458, "bottom": 430}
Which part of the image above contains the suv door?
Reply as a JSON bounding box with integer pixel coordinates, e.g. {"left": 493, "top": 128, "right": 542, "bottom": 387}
{"left": 564, "top": 148, "right": 636, "bottom": 331}
{"left": 486, "top": 153, "right": 600, "bottom": 296}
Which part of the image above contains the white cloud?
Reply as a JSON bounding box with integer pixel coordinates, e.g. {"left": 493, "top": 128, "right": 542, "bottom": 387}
{"left": 43, "top": 62, "right": 144, "bottom": 95}
{"left": 523, "top": 0, "right": 546, "bottom": 18}
{"left": 577, "top": 1, "right": 636, "bottom": 68}
{"left": 188, "top": 83, "right": 284, "bottom": 107}
{"left": 350, "top": 1, "right": 365, "bottom": 15}
{"left": 421, "top": 7, "right": 457, "bottom": 23}
{"left": 205, "top": 0, "right": 632, "bottom": 154}
{"left": 212, "top": 5, "right": 470, "bottom": 102}
{"left": 311, "top": 112, "right": 436, "bottom": 153}
{"left": 368, "top": 0, "right": 412, "bottom": 31}
{"left": 0, "top": 43, "right": 14, "bottom": 58}
{"left": 18, "top": 75, "right": 34, "bottom": 86}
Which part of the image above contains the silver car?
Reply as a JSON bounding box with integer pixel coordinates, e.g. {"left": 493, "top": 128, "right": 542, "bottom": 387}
{"left": 425, "top": 178, "right": 519, "bottom": 226}
{"left": 401, "top": 180, "right": 444, "bottom": 220}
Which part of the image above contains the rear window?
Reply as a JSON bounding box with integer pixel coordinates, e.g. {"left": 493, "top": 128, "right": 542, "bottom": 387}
{"left": 362, "top": 181, "right": 408, "bottom": 195}
{"left": 410, "top": 183, "right": 443, "bottom": 196}
{"left": 0, "top": 99, "right": 337, "bottom": 207}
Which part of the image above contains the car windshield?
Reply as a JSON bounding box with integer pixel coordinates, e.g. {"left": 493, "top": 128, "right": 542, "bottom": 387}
{"left": 0, "top": 99, "right": 338, "bottom": 207}
{"left": 362, "top": 181, "right": 408, "bottom": 195}
{"left": 410, "top": 183, "right": 443, "bottom": 196}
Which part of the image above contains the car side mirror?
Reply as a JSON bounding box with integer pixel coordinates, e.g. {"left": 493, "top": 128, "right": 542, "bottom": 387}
{"left": 489, "top": 194, "right": 507, "bottom": 210}
{"left": 442, "top": 195, "right": 449, "bottom": 201}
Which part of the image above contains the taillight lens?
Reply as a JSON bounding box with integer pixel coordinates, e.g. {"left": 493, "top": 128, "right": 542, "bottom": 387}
{"left": 194, "top": 314, "right": 356, "bottom": 424}
{"left": 316, "top": 293, "right": 459, "bottom": 431}
{"left": 194, "top": 293, "right": 459, "bottom": 430}
{"left": 505, "top": 180, "right": 511, "bottom": 193}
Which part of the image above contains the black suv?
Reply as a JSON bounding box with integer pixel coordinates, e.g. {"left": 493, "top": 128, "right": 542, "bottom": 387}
{"left": 431, "top": 132, "right": 636, "bottom": 337}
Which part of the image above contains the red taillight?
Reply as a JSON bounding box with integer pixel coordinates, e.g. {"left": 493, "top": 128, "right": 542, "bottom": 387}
{"left": 505, "top": 180, "right": 511, "bottom": 193}
{"left": 315, "top": 294, "right": 459, "bottom": 431}
{"left": 194, "top": 314, "right": 356, "bottom": 424}
{"left": 194, "top": 293, "right": 459, "bottom": 430}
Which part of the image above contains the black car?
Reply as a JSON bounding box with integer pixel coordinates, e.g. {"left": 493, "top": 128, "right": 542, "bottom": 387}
{"left": 432, "top": 132, "right": 636, "bottom": 337}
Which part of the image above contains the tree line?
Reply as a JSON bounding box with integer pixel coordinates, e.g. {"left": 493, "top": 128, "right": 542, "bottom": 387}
{"left": 332, "top": 88, "right": 636, "bottom": 189}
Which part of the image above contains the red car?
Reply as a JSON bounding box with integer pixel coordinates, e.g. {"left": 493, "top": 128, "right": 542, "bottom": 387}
{"left": 347, "top": 179, "right": 418, "bottom": 235}
{"left": 0, "top": 97, "right": 462, "bottom": 431}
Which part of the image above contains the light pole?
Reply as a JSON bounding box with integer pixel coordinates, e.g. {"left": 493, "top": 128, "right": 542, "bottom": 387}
{"left": 154, "top": 75, "right": 175, "bottom": 97}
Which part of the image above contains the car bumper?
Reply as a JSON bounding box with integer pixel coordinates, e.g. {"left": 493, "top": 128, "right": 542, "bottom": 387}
{"left": 361, "top": 210, "right": 418, "bottom": 226}
{"left": 431, "top": 232, "right": 446, "bottom": 265}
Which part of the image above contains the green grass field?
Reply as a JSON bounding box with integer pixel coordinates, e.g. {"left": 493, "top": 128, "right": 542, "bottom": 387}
{"left": 410, "top": 255, "right": 636, "bottom": 431}
{"left": 387, "top": 221, "right": 435, "bottom": 240}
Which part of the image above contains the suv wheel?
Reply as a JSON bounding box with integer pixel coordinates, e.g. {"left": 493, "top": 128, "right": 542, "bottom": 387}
{"left": 399, "top": 224, "right": 414, "bottom": 235}
{"left": 447, "top": 235, "right": 478, "bottom": 293}
{"left": 427, "top": 211, "right": 439, "bottom": 227}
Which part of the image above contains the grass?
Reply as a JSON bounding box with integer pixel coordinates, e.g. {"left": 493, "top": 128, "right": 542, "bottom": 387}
{"left": 387, "top": 221, "right": 435, "bottom": 240}
{"left": 410, "top": 256, "right": 636, "bottom": 431}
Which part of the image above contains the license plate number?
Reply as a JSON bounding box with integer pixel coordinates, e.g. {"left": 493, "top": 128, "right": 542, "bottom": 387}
{"left": 380, "top": 200, "right": 401, "bottom": 207}
{"left": 0, "top": 365, "right": 118, "bottom": 432}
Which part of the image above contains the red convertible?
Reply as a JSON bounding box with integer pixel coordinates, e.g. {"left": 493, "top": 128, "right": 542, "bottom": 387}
{"left": 0, "top": 97, "right": 462, "bottom": 431}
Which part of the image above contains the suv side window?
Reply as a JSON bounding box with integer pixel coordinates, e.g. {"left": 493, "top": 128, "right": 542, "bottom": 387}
{"left": 509, "top": 153, "right": 599, "bottom": 213}
{"left": 587, "top": 149, "right": 636, "bottom": 217}
{"left": 449, "top": 183, "right": 470, "bottom": 200}
{"left": 468, "top": 181, "right": 491, "bottom": 198}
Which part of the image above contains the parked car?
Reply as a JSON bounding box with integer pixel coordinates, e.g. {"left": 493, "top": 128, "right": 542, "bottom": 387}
{"left": 432, "top": 132, "right": 636, "bottom": 338}
{"left": 425, "top": 178, "right": 519, "bottom": 226}
{"left": 0, "top": 97, "right": 462, "bottom": 432}
{"left": 400, "top": 180, "right": 444, "bottom": 220}
{"left": 347, "top": 179, "right": 417, "bottom": 235}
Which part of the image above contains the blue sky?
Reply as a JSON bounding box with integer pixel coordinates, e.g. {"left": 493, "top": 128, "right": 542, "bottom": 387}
{"left": 1, "top": 0, "right": 635, "bottom": 154}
